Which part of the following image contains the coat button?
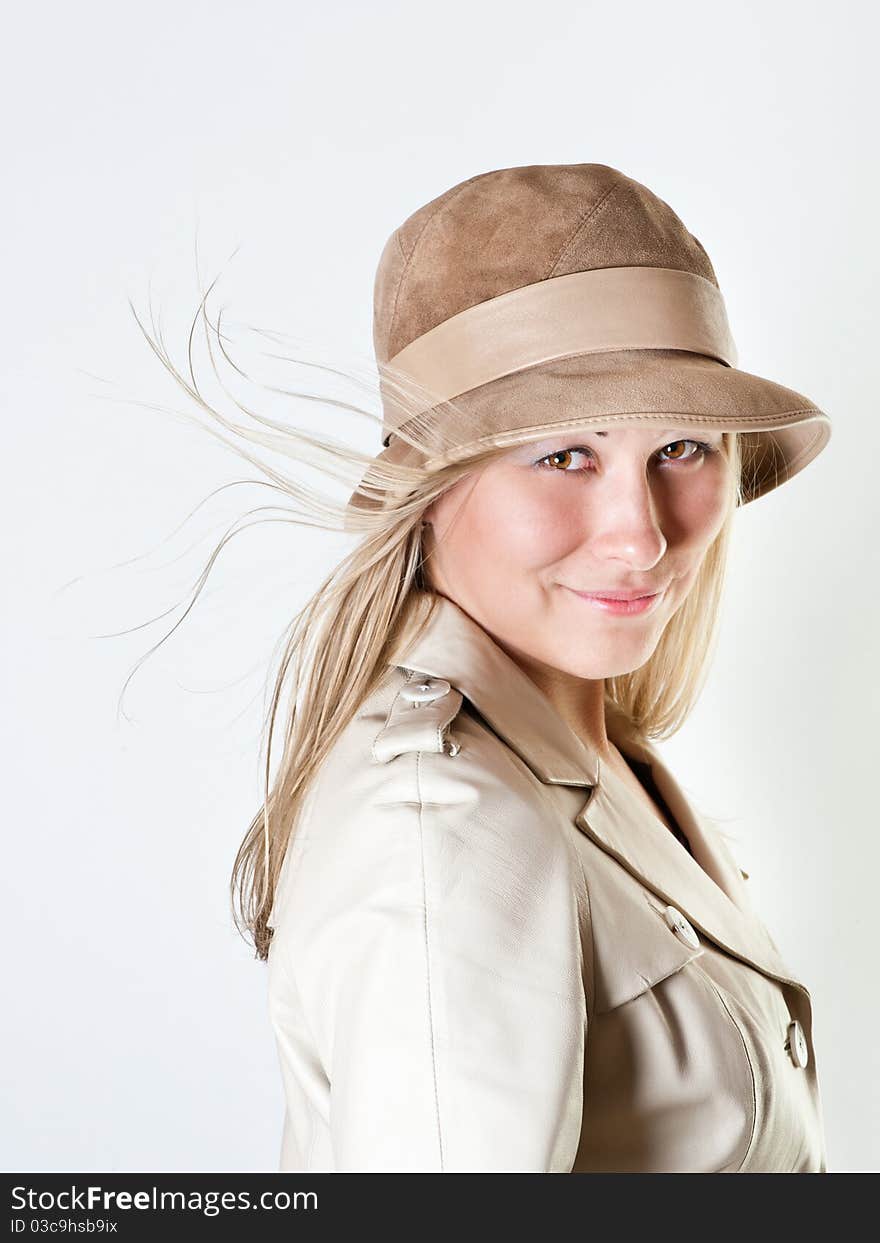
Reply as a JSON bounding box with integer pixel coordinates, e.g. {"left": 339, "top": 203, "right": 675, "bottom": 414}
{"left": 400, "top": 677, "right": 452, "bottom": 705}
{"left": 663, "top": 904, "right": 700, "bottom": 949}
{"left": 785, "top": 1019, "right": 809, "bottom": 1068}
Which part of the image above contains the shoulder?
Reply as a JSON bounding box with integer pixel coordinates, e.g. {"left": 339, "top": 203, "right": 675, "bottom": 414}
{"left": 266, "top": 677, "right": 588, "bottom": 1173}
{"left": 310, "top": 663, "right": 554, "bottom": 838}
{"left": 269, "top": 663, "right": 577, "bottom": 941}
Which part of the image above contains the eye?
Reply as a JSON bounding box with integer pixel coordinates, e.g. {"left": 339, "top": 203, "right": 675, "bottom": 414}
{"left": 535, "top": 446, "right": 594, "bottom": 473}
{"left": 534, "top": 439, "right": 717, "bottom": 474}
{"left": 658, "top": 439, "right": 719, "bottom": 463}
{"left": 659, "top": 439, "right": 708, "bottom": 463}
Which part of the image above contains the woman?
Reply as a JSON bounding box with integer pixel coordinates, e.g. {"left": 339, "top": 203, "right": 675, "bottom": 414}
{"left": 238, "top": 163, "right": 831, "bottom": 1172}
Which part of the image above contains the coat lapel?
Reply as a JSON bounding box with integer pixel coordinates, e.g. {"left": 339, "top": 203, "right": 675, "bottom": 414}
{"left": 388, "top": 591, "right": 811, "bottom": 1002}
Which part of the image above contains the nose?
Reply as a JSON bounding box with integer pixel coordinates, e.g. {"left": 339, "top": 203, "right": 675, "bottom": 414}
{"left": 586, "top": 467, "right": 668, "bottom": 567}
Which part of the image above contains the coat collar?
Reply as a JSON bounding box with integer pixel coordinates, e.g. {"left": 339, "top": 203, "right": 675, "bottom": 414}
{"left": 388, "top": 591, "right": 811, "bottom": 1001}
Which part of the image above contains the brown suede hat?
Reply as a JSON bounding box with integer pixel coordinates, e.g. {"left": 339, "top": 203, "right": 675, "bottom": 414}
{"left": 347, "top": 162, "right": 831, "bottom": 515}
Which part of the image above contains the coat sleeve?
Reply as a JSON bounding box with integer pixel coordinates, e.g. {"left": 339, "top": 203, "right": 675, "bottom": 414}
{"left": 274, "top": 743, "right": 588, "bottom": 1173}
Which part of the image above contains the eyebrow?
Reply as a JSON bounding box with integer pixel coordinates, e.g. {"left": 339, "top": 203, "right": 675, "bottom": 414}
{"left": 526, "top": 427, "right": 715, "bottom": 446}
{"left": 590, "top": 427, "right": 710, "bottom": 438}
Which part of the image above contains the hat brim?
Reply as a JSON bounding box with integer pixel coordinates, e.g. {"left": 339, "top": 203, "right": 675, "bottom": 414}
{"left": 346, "top": 348, "right": 831, "bottom": 515}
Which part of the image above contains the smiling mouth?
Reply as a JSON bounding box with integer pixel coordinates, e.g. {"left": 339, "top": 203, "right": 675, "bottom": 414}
{"left": 564, "top": 585, "right": 670, "bottom": 601}
{"left": 560, "top": 584, "right": 669, "bottom": 615}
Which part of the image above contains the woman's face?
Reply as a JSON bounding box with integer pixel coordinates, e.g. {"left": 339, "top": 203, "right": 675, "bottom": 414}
{"left": 421, "top": 425, "right": 732, "bottom": 680}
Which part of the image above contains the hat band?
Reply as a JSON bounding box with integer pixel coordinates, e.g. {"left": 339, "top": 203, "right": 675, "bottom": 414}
{"left": 379, "top": 265, "right": 738, "bottom": 437}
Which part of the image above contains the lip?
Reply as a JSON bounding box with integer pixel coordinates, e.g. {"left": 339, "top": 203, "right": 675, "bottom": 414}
{"left": 573, "top": 586, "right": 665, "bottom": 601}
{"left": 563, "top": 585, "right": 667, "bottom": 616}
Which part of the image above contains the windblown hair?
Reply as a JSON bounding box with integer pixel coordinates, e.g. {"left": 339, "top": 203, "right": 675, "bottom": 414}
{"left": 126, "top": 269, "right": 753, "bottom": 963}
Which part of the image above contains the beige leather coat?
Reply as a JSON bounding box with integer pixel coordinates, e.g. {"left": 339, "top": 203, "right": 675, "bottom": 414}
{"left": 266, "top": 594, "right": 827, "bottom": 1172}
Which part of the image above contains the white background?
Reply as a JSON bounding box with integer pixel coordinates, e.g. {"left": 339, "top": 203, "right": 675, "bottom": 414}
{"left": 3, "top": 0, "right": 876, "bottom": 1173}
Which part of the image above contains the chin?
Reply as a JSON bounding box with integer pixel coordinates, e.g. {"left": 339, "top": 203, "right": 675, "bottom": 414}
{"left": 587, "top": 639, "right": 661, "bottom": 680}
{"left": 604, "top": 656, "right": 655, "bottom": 678}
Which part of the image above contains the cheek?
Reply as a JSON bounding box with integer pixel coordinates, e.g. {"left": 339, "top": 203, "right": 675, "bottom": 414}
{"left": 673, "top": 461, "right": 732, "bottom": 547}
{"left": 464, "top": 479, "right": 577, "bottom": 570}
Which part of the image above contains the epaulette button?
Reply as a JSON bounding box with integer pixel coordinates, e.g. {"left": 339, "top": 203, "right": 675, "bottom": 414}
{"left": 400, "top": 677, "right": 452, "bottom": 705}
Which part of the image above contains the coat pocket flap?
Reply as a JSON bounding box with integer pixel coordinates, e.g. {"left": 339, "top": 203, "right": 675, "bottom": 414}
{"left": 593, "top": 888, "right": 706, "bottom": 1015}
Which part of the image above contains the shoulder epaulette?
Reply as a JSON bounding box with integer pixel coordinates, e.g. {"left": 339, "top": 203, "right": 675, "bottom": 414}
{"left": 372, "top": 668, "right": 464, "bottom": 763}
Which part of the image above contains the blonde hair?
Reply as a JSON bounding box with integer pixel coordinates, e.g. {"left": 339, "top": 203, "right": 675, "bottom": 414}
{"left": 126, "top": 273, "right": 749, "bottom": 963}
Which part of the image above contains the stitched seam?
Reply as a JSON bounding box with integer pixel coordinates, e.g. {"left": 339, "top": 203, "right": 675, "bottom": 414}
{"left": 271, "top": 945, "right": 322, "bottom": 1170}
{"left": 415, "top": 749, "right": 445, "bottom": 1169}
{"left": 387, "top": 171, "right": 491, "bottom": 353}
{"left": 771, "top": 423, "right": 827, "bottom": 475}
{"left": 576, "top": 851, "right": 596, "bottom": 1026}
{"left": 702, "top": 974, "right": 758, "bottom": 1172}
{"left": 371, "top": 668, "right": 413, "bottom": 762}
{"left": 546, "top": 181, "right": 623, "bottom": 278}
